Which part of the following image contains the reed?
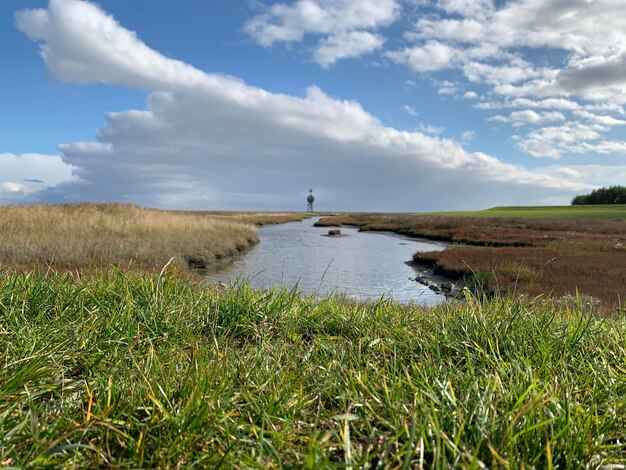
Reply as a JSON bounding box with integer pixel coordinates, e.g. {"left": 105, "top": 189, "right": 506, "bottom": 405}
{"left": 0, "top": 203, "right": 259, "bottom": 270}
{"left": 180, "top": 210, "right": 313, "bottom": 226}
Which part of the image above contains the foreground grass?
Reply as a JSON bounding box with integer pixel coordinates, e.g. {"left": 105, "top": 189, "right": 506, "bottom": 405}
{"left": 1, "top": 271, "right": 625, "bottom": 467}
{"left": 429, "top": 205, "right": 626, "bottom": 220}
{"left": 0, "top": 203, "right": 259, "bottom": 270}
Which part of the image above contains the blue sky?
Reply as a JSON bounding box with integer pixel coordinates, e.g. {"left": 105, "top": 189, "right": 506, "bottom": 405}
{"left": 1, "top": 0, "right": 625, "bottom": 211}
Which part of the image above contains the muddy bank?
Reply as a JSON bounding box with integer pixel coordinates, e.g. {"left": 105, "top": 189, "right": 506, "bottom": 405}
{"left": 408, "top": 262, "right": 469, "bottom": 300}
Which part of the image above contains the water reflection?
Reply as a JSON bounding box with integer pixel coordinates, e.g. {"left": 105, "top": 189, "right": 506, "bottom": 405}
{"left": 202, "top": 218, "right": 446, "bottom": 305}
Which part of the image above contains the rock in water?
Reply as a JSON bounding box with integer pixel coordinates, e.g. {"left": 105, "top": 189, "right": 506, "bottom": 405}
{"left": 328, "top": 229, "right": 342, "bottom": 236}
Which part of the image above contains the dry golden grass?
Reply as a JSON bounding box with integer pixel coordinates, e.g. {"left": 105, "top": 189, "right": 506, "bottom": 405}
{"left": 0, "top": 203, "right": 259, "bottom": 271}
{"left": 179, "top": 210, "right": 312, "bottom": 226}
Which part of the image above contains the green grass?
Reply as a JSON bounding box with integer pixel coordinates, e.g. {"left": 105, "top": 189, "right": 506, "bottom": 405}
{"left": 1, "top": 270, "right": 626, "bottom": 467}
{"left": 429, "top": 204, "right": 626, "bottom": 220}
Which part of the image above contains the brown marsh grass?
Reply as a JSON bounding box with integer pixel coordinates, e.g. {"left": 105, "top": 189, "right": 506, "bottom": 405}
{"left": 415, "top": 247, "right": 626, "bottom": 305}
{"left": 316, "top": 213, "right": 626, "bottom": 307}
{"left": 0, "top": 203, "right": 259, "bottom": 271}
{"left": 315, "top": 213, "right": 626, "bottom": 247}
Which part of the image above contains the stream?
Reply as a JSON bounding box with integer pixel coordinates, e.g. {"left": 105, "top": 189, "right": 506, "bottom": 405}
{"left": 202, "top": 218, "right": 447, "bottom": 304}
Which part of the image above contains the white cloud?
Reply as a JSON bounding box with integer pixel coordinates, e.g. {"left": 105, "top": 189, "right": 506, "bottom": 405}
{"left": 436, "top": 0, "right": 495, "bottom": 19}
{"left": 573, "top": 110, "right": 626, "bottom": 127}
{"left": 422, "top": 0, "right": 626, "bottom": 101}
{"left": 488, "top": 115, "right": 508, "bottom": 123}
{"left": 245, "top": 0, "right": 399, "bottom": 45}
{"left": 437, "top": 80, "right": 458, "bottom": 95}
{"left": 568, "top": 141, "right": 626, "bottom": 155}
{"left": 0, "top": 153, "right": 75, "bottom": 189}
{"left": 403, "top": 105, "right": 419, "bottom": 116}
{"left": 463, "top": 91, "right": 478, "bottom": 100}
{"left": 461, "top": 130, "right": 475, "bottom": 143}
{"left": 15, "top": 0, "right": 209, "bottom": 91}
{"left": 509, "top": 98, "right": 580, "bottom": 111}
{"left": 462, "top": 60, "right": 549, "bottom": 86}
{"left": 401, "top": 0, "right": 626, "bottom": 79}
{"left": 556, "top": 50, "right": 626, "bottom": 100}
{"left": 474, "top": 101, "right": 503, "bottom": 110}
{"left": 389, "top": 0, "right": 626, "bottom": 161}
{"left": 418, "top": 123, "right": 445, "bottom": 135}
{"left": 387, "top": 40, "right": 459, "bottom": 72}
{"left": 585, "top": 103, "right": 625, "bottom": 116}
{"left": 492, "top": 110, "right": 566, "bottom": 127}
{"left": 515, "top": 123, "right": 625, "bottom": 158}
{"left": 313, "top": 31, "right": 384, "bottom": 67}
{"left": 0, "top": 152, "right": 76, "bottom": 202}
{"left": 518, "top": 123, "right": 600, "bottom": 158}
{"left": 477, "top": 97, "right": 626, "bottom": 119}
{"left": 244, "top": 0, "right": 399, "bottom": 66}
{"left": 14, "top": 0, "right": 595, "bottom": 211}
{"left": 1, "top": 182, "right": 25, "bottom": 193}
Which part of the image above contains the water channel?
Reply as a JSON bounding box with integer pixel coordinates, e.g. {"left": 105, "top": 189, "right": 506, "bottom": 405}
{"left": 202, "top": 218, "right": 447, "bottom": 305}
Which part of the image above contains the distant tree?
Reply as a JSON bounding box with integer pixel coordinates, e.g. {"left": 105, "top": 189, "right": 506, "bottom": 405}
{"left": 571, "top": 185, "right": 626, "bottom": 205}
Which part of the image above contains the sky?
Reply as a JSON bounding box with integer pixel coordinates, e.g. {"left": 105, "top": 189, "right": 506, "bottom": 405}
{"left": 1, "top": 0, "right": 625, "bottom": 211}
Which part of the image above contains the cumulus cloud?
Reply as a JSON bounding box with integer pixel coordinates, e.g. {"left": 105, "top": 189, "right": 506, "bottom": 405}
{"left": 244, "top": 0, "right": 399, "bottom": 66}
{"left": 418, "top": 123, "right": 445, "bottom": 136}
{"left": 15, "top": 1, "right": 208, "bottom": 91}
{"left": 437, "top": 80, "right": 458, "bottom": 95}
{"left": 1, "top": 182, "right": 25, "bottom": 194}
{"left": 14, "top": 0, "right": 593, "bottom": 210}
{"left": 516, "top": 123, "right": 614, "bottom": 158}
{"left": 388, "top": 0, "right": 626, "bottom": 159}
{"left": 573, "top": 110, "right": 626, "bottom": 127}
{"left": 507, "top": 109, "right": 626, "bottom": 158}
{"left": 508, "top": 98, "right": 581, "bottom": 111}
{"left": 313, "top": 31, "right": 384, "bottom": 67}
{"left": 556, "top": 50, "right": 626, "bottom": 99}
{"left": 461, "top": 130, "right": 475, "bottom": 144}
{"left": 436, "top": 0, "right": 495, "bottom": 19}
{"left": 387, "top": 40, "right": 459, "bottom": 72}
{"left": 395, "top": 0, "right": 626, "bottom": 100}
{"left": 0, "top": 153, "right": 75, "bottom": 202}
{"left": 489, "top": 110, "right": 565, "bottom": 127}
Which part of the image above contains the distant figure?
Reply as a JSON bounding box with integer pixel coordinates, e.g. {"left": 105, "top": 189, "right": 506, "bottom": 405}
{"left": 307, "top": 189, "right": 315, "bottom": 212}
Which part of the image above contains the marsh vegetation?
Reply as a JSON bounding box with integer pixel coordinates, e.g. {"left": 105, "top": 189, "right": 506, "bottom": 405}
{"left": 316, "top": 209, "right": 626, "bottom": 308}
{"left": 1, "top": 204, "right": 625, "bottom": 467}
{"left": 0, "top": 203, "right": 261, "bottom": 271}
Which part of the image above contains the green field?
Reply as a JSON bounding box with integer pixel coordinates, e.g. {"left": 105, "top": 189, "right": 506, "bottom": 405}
{"left": 429, "top": 204, "right": 626, "bottom": 220}
{"left": 2, "top": 270, "right": 625, "bottom": 467}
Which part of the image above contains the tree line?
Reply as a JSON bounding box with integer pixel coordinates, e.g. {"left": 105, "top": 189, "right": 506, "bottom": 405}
{"left": 572, "top": 185, "right": 626, "bottom": 205}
